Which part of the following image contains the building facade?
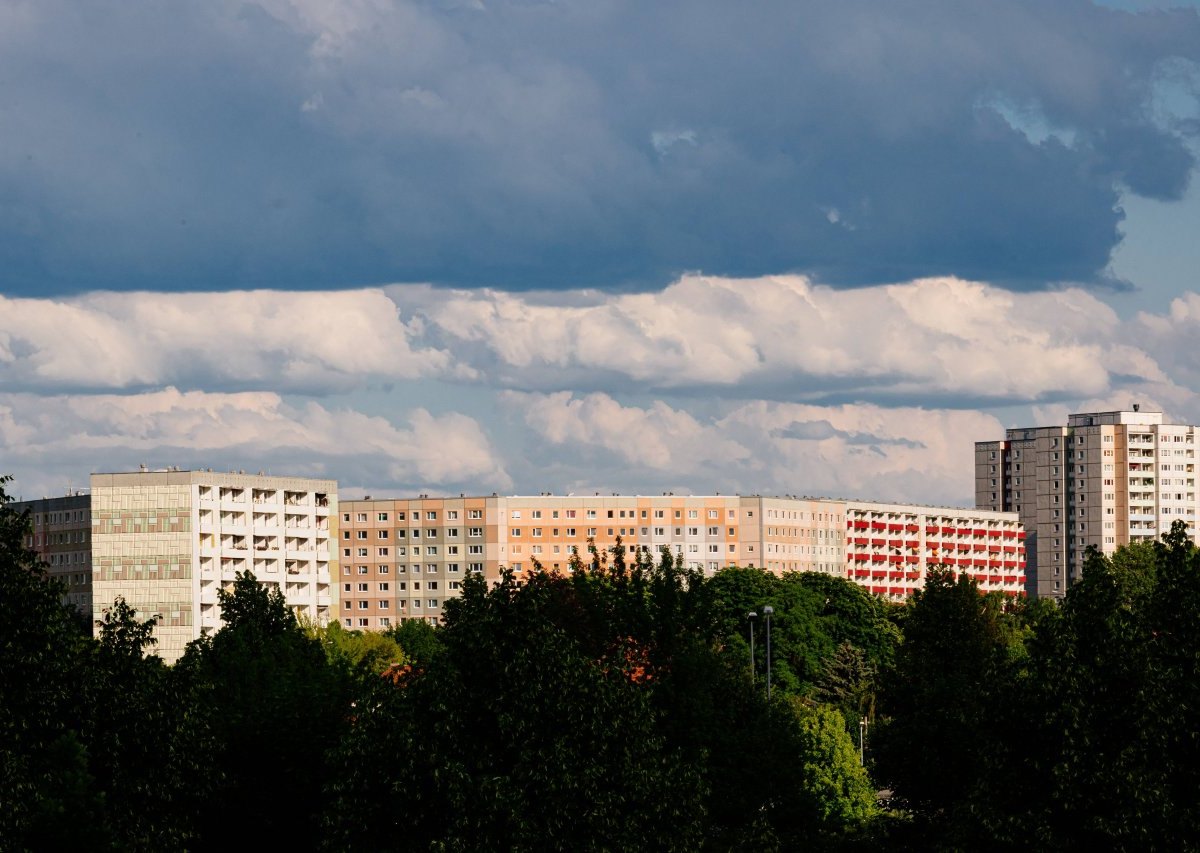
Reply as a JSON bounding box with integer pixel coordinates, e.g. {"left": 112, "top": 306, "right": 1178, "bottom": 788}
{"left": 90, "top": 470, "right": 337, "bottom": 662}
{"left": 976, "top": 408, "right": 1197, "bottom": 599}
{"left": 337, "top": 494, "right": 1024, "bottom": 629}
{"left": 14, "top": 492, "right": 94, "bottom": 619}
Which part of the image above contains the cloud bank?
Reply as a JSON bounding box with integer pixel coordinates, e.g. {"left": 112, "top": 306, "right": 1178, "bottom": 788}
{"left": 4, "top": 275, "right": 1200, "bottom": 504}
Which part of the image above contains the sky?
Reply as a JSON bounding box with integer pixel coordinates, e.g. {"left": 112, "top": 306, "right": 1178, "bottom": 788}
{"left": 2, "top": 0, "right": 1199, "bottom": 506}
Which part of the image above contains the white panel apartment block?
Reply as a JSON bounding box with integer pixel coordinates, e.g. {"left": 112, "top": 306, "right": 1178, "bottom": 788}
{"left": 91, "top": 470, "right": 337, "bottom": 663}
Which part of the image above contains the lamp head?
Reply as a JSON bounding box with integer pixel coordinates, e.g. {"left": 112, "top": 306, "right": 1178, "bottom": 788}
{"left": 746, "top": 611, "right": 757, "bottom": 620}
{"left": 762, "top": 605, "right": 774, "bottom": 616}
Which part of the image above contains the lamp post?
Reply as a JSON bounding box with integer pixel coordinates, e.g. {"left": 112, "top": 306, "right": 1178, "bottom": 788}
{"left": 762, "top": 605, "right": 774, "bottom": 701}
{"left": 747, "top": 611, "right": 757, "bottom": 683}
{"left": 859, "top": 716, "right": 867, "bottom": 766}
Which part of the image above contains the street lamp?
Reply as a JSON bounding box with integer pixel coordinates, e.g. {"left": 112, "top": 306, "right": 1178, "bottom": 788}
{"left": 746, "top": 611, "right": 757, "bottom": 682}
{"left": 762, "top": 605, "right": 774, "bottom": 701}
{"left": 859, "top": 716, "right": 867, "bottom": 766}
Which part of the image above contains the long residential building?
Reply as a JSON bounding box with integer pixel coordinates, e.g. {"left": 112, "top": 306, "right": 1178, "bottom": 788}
{"left": 337, "top": 494, "right": 1024, "bottom": 629}
{"left": 976, "top": 407, "right": 1198, "bottom": 600}
{"left": 17, "top": 469, "right": 338, "bottom": 663}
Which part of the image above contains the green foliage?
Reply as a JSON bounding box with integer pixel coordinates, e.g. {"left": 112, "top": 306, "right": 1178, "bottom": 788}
{"left": 708, "top": 566, "right": 899, "bottom": 700}
{"left": 0, "top": 475, "right": 95, "bottom": 847}
{"left": 309, "top": 618, "right": 407, "bottom": 683}
{"left": 873, "top": 567, "right": 1022, "bottom": 825}
{"left": 385, "top": 614, "right": 445, "bottom": 665}
{"left": 79, "top": 598, "right": 217, "bottom": 848}
{"left": 790, "top": 701, "right": 877, "bottom": 829}
{"left": 182, "top": 570, "right": 351, "bottom": 851}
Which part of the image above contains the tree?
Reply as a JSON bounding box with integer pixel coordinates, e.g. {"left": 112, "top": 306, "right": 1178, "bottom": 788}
{"left": 326, "top": 564, "right": 706, "bottom": 851}
{"left": 790, "top": 701, "right": 877, "bottom": 830}
{"left": 79, "top": 597, "right": 217, "bottom": 848}
{"left": 873, "top": 567, "right": 1021, "bottom": 830}
{"left": 0, "top": 476, "right": 101, "bottom": 848}
{"left": 182, "top": 571, "right": 350, "bottom": 851}
{"left": 308, "top": 618, "right": 407, "bottom": 685}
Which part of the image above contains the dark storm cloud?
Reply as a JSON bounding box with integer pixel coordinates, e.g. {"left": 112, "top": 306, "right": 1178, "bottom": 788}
{"left": 0, "top": 0, "right": 1197, "bottom": 296}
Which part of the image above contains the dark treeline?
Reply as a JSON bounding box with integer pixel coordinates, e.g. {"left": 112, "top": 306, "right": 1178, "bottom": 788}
{"left": 3, "top": 475, "right": 1200, "bottom": 851}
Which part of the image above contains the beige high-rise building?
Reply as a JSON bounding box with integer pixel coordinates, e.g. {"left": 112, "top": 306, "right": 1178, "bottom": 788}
{"left": 90, "top": 469, "right": 337, "bottom": 662}
{"left": 338, "top": 494, "right": 1023, "bottom": 628}
{"left": 976, "top": 407, "right": 1197, "bottom": 600}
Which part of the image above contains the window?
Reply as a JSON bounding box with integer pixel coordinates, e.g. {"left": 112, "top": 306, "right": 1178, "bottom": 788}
{"left": 448, "top": 563, "right": 460, "bottom": 573}
{"left": 531, "top": 510, "right": 542, "bottom": 519}
{"left": 469, "top": 527, "right": 483, "bottom": 537}
{"left": 469, "top": 545, "right": 483, "bottom": 555}
{"left": 511, "top": 528, "right": 521, "bottom": 537}
{"left": 342, "top": 530, "right": 351, "bottom": 540}
{"left": 379, "top": 582, "right": 389, "bottom": 591}
{"left": 343, "top": 583, "right": 351, "bottom": 592}
{"left": 379, "top": 617, "right": 391, "bottom": 627}
{"left": 358, "top": 583, "right": 369, "bottom": 592}
{"left": 378, "top": 547, "right": 389, "bottom": 557}
{"left": 426, "top": 511, "right": 437, "bottom": 521}
{"left": 358, "top": 565, "right": 368, "bottom": 575}
{"left": 532, "top": 528, "right": 542, "bottom": 537}
{"left": 469, "top": 509, "right": 482, "bottom": 519}
{"left": 357, "top": 530, "right": 367, "bottom": 540}
{"left": 379, "top": 600, "right": 389, "bottom": 610}
{"left": 358, "top": 600, "right": 369, "bottom": 610}
{"left": 447, "top": 510, "right": 458, "bottom": 520}
{"left": 688, "top": 510, "right": 698, "bottom": 519}
{"left": 377, "top": 512, "right": 388, "bottom": 522}
{"left": 358, "top": 618, "right": 369, "bottom": 627}
{"left": 566, "top": 528, "right": 576, "bottom": 536}
{"left": 378, "top": 530, "right": 389, "bottom": 539}
{"left": 379, "top": 565, "right": 389, "bottom": 574}
{"left": 428, "top": 599, "right": 439, "bottom": 609}
{"left": 428, "top": 581, "right": 439, "bottom": 591}
{"left": 357, "top": 548, "right": 368, "bottom": 557}
{"left": 356, "top": 513, "right": 367, "bottom": 522}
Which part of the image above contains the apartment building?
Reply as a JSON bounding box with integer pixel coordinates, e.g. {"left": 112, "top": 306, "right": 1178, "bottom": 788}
{"left": 90, "top": 469, "right": 337, "bottom": 662}
{"left": 338, "top": 494, "right": 1024, "bottom": 628}
{"left": 976, "top": 407, "right": 1198, "bottom": 600}
{"left": 14, "top": 492, "right": 94, "bottom": 618}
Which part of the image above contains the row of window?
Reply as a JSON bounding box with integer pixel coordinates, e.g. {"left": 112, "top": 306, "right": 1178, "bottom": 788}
{"left": 342, "top": 580, "right": 463, "bottom": 593}
{"left": 344, "top": 563, "right": 484, "bottom": 575}
{"left": 345, "top": 509, "right": 480, "bottom": 523}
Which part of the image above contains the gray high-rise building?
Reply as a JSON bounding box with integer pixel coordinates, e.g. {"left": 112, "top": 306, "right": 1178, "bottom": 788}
{"left": 976, "top": 408, "right": 1197, "bottom": 599}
